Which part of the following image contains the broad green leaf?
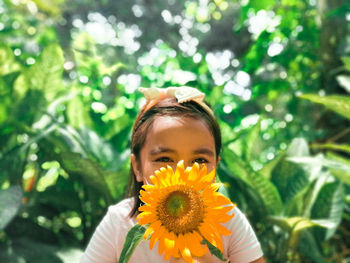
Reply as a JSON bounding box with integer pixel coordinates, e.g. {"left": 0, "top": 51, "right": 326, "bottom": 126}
{"left": 283, "top": 174, "right": 314, "bottom": 217}
{"left": 341, "top": 56, "right": 350, "bottom": 71}
{"left": 32, "top": 0, "right": 64, "bottom": 16}
{"left": 206, "top": 86, "right": 224, "bottom": 110}
{"left": 269, "top": 216, "right": 333, "bottom": 233}
{"left": 326, "top": 152, "right": 350, "bottom": 185}
{"left": 286, "top": 138, "right": 310, "bottom": 157}
{"left": 311, "top": 143, "right": 350, "bottom": 154}
{"left": 58, "top": 152, "right": 112, "bottom": 203}
{"left": 223, "top": 148, "right": 283, "bottom": 215}
{"left": 56, "top": 126, "right": 88, "bottom": 155}
{"left": 243, "top": 118, "right": 261, "bottom": 162}
{"left": 298, "top": 230, "right": 326, "bottom": 263}
{"left": 72, "top": 32, "right": 99, "bottom": 70}
{"left": 66, "top": 94, "right": 93, "bottom": 129}
{"left": 249, "top": 0, "right": 276, "bottom": 11}
{"left": 0, "top": 185, "right": 23, "bottom": 230}
{"left": 202, "top": 239, "right": 226, "bottom": 262}
{"left": 0, "top": 78, "right": 12, "bottom": 124}
{"left": 284, "top": 165, "right": 309, "bottom": 203}
{"left": 259, "top": 151, "right": 285, "bottom": 179}
{"left": 119, "top": 224, "right": 146, "bottom": 263}
{"left": 100, "top": 62, "right": 125, "bottom": 75}
{"left": 270, "top": 215, "right": 334, "bottom": 256}
{"left": 311, "top": 182, "right": 345, "bottom": 240}
{"left": 14, "top": 43, "right": 64, "bottom": 102}
{"left": 271, "top": 138, "right": 311, "bottom": 203}
{"left": 12, "top": 89, "right": 47, "bottom": 125}
{"left": 285, "top": 173, "right": 328, "bottom": 218}
{"left": 288, "top": 155, "right": 350, "bottom": 185}
{"left": 299, "top": 94, "right": 350, "bottom": 120}
{"left": 103, "top": 114, "right": 132, "bottom": 141}
{"left": 0, "top": 44, "right": 21, "bottom": 76}
{"left": 220, "top": 121, "right": 242, "bottom": 146}
{"left": 79, "top": 127, "right": 122, "bottom": 170}
{"left": 217, "top": 162, "right": 265, "bottom": 214}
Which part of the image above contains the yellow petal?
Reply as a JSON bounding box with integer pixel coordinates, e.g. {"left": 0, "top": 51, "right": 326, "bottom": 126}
{"left": 139, "top": 189, "right": 158, "bottom": 201}
{"left": 150, "top": 175, "right": 159, "bottom": 186}
{"left": 215, "top": 221, "right": 232, "bottom": 236}
{"left": 144, "top": 220, "right": 161, "bottom": 239}
{"left": 211, "top": 205, "right": 234, "bottom": 215}
{"left": 205, "top": 222, "right": 224, "bottom": 251}
{"left": 139, "top": 194, "right": 153, "bottom": 205}
{"left": 158, "top": 233, "right": 166, "bottom": 255}
{"left": 205, "top": 217, "right": 232, "bottom": 236}
{"left": 188, "top": 162, "right": 200, "bottom": 181}
{"left": 180, "top": 167, "right": 191, "bottom": 183}
{"left": 212, "top": 193, "right": 233, "bottom": 207}
{"left": 207, "top": 208, "right": 234, "bottom": 223}
{"left": 137, "top": 212, "right": 157, "bottom": 225}
{"left": 169, "top": 231, "right": 181, "bottom": 258}
{"left": 166, "top": 166, "right": 176, "bottom": 184}
{"left": 150, "top": 225, "right": 166, "bottom": 249}
{"left": 202, "top": 168, "right": 216, "bottom": 183}
{"left": 177, "top": 234, "right": 194, "bottom": 263}
{"left": 176, "top": 160, "right": 184, "bottom": 173}
{"left": 144, "top": 227, "right": 154, "bottom": 240}
{"left": 142, "top": 184, "right": 155, "bottom": 191}
{"left": 193, "top": 180, "right": 211, "bottom": 191}
{"left": 199, "top": 223, "right": 223, "bottom": 252}
{"left": 164, "top": 235, "right": 175, "bottom": 251}
{"left": 138, "top": 205, "right": 154, "bottom": 212}
{"left": 199, "top": 164, "right": 207, "bottom": 178}
{"left": 185, "top": 232, "right": 206, "bottom": 257}
{"left": 209, "top": 183, "right": 223, "bottom": 192}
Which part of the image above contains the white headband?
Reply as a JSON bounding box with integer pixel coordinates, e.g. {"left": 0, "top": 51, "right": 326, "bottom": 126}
{"left": 138, "top": 86, "right": 214, "bottom": 116}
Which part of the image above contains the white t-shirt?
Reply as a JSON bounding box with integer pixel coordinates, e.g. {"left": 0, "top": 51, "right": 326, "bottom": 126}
{"left": 81, "top": 198, "right": 263, "bottom": 263}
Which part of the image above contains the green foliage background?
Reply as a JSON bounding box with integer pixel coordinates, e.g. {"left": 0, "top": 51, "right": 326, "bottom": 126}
{"left": 0, "top": 0, "right": 349, "bottom": 262}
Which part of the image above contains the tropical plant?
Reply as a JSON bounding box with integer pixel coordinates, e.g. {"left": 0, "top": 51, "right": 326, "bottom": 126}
{"left": 1, "top": 0, "right": 349, "bottom": 262}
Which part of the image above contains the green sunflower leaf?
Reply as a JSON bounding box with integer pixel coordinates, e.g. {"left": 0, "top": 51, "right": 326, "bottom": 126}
{"left": 119, "top": 224, "right": 146, "bottom": 263}
{"left": 202, "top": 239, "right": 226, "bottom": 262}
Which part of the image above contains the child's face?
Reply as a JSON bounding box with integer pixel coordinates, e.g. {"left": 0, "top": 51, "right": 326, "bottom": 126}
{"left": 132, "top": 115, "right": 218, "bottom": 184}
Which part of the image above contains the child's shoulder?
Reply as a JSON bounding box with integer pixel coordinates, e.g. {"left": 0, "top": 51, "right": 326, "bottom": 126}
{"left": 106, "top": 197, "right": 136, "bottom": 223}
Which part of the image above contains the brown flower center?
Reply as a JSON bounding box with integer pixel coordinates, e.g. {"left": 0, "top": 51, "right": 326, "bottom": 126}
{"left": 157, "top": 185, "right": 205, "bottom": 235}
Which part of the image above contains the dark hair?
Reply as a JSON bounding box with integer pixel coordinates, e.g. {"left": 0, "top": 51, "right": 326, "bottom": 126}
{"left": 127, "top": 97, "right": 222, "bottom": 217}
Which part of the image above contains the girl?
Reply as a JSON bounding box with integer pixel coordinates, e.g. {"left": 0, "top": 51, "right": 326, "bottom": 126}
{"left": 81, "top": 87, "right": 265, "bottom": 263}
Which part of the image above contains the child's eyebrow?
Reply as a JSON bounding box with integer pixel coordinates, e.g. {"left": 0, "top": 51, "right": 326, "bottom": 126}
{"left": 149, "top": 147, "right": 176, "bottom": 156}
{"left": 149, "top": 146, "right": 215, "bottom": 157}
{"left": 193, "top": 147, "right": 215, "bottom": 157}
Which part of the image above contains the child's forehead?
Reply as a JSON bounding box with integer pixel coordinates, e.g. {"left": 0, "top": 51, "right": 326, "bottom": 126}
{"left": 144, "top": 115, "right": 214, "bottom": 146}
{"left": 143, "top": 115, "right": 216, "bottom": 155}
{"left": 150, "top": 115, "right": 208, "bottom": 131}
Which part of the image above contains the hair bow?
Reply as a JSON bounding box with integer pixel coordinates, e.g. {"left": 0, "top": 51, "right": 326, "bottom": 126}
{"left": 138, "top": 86, "right": 214, "bottom": 116}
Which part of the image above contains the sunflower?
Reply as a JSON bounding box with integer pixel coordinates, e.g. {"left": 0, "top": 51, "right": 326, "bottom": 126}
{"left": 137, "top": 161, "right": 235, "bottom": 263}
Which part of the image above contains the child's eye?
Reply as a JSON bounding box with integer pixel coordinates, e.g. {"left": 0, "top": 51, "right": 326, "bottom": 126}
{"left": 193, "top": 158, "right": 208, "bottom": 164}
{"left": 155, "top": 157, "right": 174, "bottom": 163}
